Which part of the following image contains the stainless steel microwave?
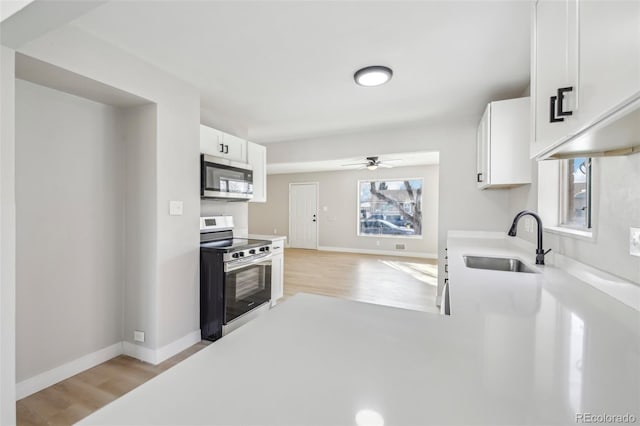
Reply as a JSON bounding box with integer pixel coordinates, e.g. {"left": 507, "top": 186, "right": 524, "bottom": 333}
{"left": 201, "top": 154, "right": 253, "bottom": 200}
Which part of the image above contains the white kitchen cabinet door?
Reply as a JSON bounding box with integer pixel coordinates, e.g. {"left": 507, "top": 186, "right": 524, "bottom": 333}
{"left": 531, "top": 0, "right": 579, "bottom": 158}
{"left": 532, "top": 0, "right": 640, "bottom": 159}
{"left": 477, "top": 97, "right": 531, "bottom": 189}
{"left": 476, "top": 104, "right": 489, "bottom": 188}
{"left": 577, "top": 0, "right": 640, "bottom": 130}
{"left": 270, "top": 249, "right": 284, "bottom": 306}
{"left": 200, "top": 125, "right": 224, "bottom": 156}
{"left": 219, "top": 132, "right": 247, "bottom": 163}
{"left": 247, "top": 142, "right": 267, "bottom": 203}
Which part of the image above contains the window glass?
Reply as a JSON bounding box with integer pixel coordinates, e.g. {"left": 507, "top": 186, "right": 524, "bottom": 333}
{"left": 358, "top": 179, "right": 422, "bottom": 237}
{"left": 561, "top": 157, "right": 592, "bottom": 229}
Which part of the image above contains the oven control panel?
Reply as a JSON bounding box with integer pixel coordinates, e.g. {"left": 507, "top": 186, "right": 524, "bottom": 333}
{"left": 223, "top": 244, "right": 272, "bottom": 263}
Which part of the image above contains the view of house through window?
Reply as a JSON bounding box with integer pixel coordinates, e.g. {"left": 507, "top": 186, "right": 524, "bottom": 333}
{"left": 561, "top": 157, "right": 592, "bottom": 229}
{"left": 358, "top": 179, "right": 422, "bottom": 237}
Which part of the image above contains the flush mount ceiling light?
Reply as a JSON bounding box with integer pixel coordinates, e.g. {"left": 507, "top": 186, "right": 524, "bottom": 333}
{"left": 354, "top": 66, "right": 393, "bottom": 87}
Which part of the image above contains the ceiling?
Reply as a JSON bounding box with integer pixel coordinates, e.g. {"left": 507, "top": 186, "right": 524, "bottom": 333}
{"left": 67, "top": 1, "right": 532, "bottom": 144}
{"left": 268, "top": 151, "right": 440, "bottom": 175}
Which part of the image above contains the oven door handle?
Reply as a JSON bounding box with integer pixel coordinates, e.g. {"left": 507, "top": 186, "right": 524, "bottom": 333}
{"left": 224, "top": 253, "right": 273, "bottom": 272}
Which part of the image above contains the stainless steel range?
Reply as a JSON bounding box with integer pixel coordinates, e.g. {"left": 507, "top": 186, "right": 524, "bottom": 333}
{"left": 200, "top": 216, "right": 272, "bottom": 341}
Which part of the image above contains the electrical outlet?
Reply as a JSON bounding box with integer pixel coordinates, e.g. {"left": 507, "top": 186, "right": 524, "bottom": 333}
{"left": 134, "top": 330, "right": 145, "bottom": 342}
{"left": 630, "top": 227, "right": 640, "bottom": 257}
{"left": 273, "top": 228, "right": 277, "bottom": 234}
{"left": 395, "top": 243, "right": 406, "bottom": 250}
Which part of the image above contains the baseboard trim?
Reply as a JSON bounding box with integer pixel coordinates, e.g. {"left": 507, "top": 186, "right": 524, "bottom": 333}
{"left": 17, "top": 330, "right": 203, "bottom": 399}
{"left": 317, "top": 246, "right": 437, "bottom": 259}
{"left": 155, "top": 330, "right": 201, "bottom": 365}
{"left": 122, "top": 341, "right": 157, "bottom": 365}
{"left": 16, "top": 342, "right": 123, "bottom": 400}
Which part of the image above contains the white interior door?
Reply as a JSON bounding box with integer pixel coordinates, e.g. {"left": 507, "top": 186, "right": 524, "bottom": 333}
{"left": 289, "top": 183, "right": 318, "bottom": 249}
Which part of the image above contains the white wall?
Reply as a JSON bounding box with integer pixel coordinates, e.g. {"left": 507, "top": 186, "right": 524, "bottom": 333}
{"left": 249, "top": 165, "right": 439, "bottom": 256}
{"left": 15, "top": 79, "right": 125, "bottom": 382}
{"left": 0, "top": 45, "right": 17, "bottom": 425}
{"left": 201, "top": 200, "right": 249, "bottom": 237}
{"left": 121, "top": 104, "right": 158, "bottom": 350}
{"left": 18, "top": 26, "right": 201, "bottom": 355}
{"left": 264, "top": 119, "right": 512, "bottom": 300}
{"left": 510, "top": 155, "right": 640, "bottom": 284}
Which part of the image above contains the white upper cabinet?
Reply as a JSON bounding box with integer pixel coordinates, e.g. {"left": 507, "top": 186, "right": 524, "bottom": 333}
{"left": 531, "top": 0, "right": 579, "bottom": 158}
{"left": 220, "top": 132, "right": 247, "bottom": 163}
{"left": 199, "top": 124, "right": 247, "bottom": 163}
{"left": 532, "top": 0, "right": 640, "bottom": 159}
{"left": 578, "top": 0, "right": 640, "bottom": 128}
{"left": 200, "top": 124, "right": 224, "bottom": 157}
{"left": 477, "top": 97, "right": 531, "bottom": 189}
{"left": 247, "top": 141, "right": 267, "bottom": 203}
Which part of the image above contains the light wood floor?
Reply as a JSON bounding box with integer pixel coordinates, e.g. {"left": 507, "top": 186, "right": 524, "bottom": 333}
{"left": 281, "top": 248, "right": 439, "bottom": 313}
{"left": 16, "top": 249, "right": 438, "bottom": 425}
{"left": 16, "top": 342, "right": 209, "bottom": 426}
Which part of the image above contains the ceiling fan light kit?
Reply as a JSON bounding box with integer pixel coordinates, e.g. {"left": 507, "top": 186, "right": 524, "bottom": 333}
{"left": 341, "top": 156, "right": 400, "bottom": 170}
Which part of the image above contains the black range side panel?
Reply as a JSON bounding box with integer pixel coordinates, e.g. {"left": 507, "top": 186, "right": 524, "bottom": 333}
{"left": 200, "top": 249, "right": 225, "bottom": 341}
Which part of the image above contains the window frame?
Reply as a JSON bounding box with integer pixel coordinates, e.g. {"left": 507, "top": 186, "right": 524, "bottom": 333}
{"left": 558, "top": 157, "right": 592, "bottom": 231}
{"left": 356, "top": 177, "right": 424, "bottom": 239}
{"left": 537, "top": 158, "right": 596, "bottom": 241}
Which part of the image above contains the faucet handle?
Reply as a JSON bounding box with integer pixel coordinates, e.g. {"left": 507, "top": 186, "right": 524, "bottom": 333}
{"left": 544, "top": 249, "right": 552, "bottom": 255}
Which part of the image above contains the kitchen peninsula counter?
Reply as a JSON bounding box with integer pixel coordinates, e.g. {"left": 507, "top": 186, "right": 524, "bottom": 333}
{"left": 80, "top": 235, "right": 640, "bottom": 425}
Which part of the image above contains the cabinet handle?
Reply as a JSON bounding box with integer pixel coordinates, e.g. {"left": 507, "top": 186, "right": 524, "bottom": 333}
{"left": 273, "top": 246, "right": 281, "bottom": 250}
{"left": 445, "top": 264, "right": 448, "bottom": 273}
{"left": 224, "top": 144, "right": 229, "bottom": 154}
{"left": 550, "top": 86, "right": 573, "bottom": 123}
{"left": 219, "top": 143, "right": 225, "bottom": 153}
{"left": 477, "top": 172, "right": 483, "bottom": 183}
{"left": 556, "top": 86, "right": 573, "bottom": 117}
{"left": 549, "top": 96, "right": 564, "bottom": 122}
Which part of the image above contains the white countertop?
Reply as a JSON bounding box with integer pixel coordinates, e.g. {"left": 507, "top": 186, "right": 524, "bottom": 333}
{"left": 79, "top": 233, "right": 640, "bottom": 425}
{"left": 248, "top": 234, "right": 287, "bottom": 242}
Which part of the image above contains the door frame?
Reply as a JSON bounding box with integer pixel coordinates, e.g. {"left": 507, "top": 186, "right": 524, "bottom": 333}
{"left": 288, "top": 182, "right": 319, "bottom": 249}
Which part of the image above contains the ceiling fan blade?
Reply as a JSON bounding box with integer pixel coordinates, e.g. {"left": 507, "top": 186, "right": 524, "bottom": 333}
{"left": 381, "top": 158, "right": 402, "bottom": 163}
{"left": 341, "top": 162, "right": 367, "bottom": 167}
{"left": 378, "top": 163, "right": 393, "bottom": 168}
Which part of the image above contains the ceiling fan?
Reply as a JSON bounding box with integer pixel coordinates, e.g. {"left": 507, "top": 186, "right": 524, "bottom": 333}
{"left": 341, "top": 156, "right": 400, "bottom": 170}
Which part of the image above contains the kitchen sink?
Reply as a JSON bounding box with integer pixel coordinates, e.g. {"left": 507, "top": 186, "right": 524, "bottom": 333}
{"left": 463, "top": 255, "right": 539, "bottom": 274}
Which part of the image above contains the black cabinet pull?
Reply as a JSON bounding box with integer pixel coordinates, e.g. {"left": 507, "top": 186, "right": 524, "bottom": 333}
{"left": 445, "top": 264, "right": 448, "bottom": 273}
{"left": 557, "top": 86, "right": 573, "bottom": 117}
{"left": 550, "top": 96, "right": 563, "bottom": 122}
{"left": 477, "top": 172, "right": 483, "bottom": 183}
{"left": 224, "top": 144, "right": 229, "bottom": 154}
{"left": 219, "top": 143, "right": 225, "bottom": 153}
{"left": 550, "top": 86, "right": 573, "bottom": 123}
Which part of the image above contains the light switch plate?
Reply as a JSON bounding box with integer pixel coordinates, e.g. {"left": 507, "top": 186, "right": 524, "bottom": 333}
{"left": 169, "top": 200, "right": 183, "bottom": 216}
{"left": 630, "top": 227, "right": 640, "bottom": 257}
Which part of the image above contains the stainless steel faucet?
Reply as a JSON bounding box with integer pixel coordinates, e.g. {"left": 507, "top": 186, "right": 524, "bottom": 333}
{"left": 507, "top": 210, "right": 551, "bottom": 265}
